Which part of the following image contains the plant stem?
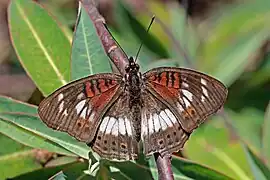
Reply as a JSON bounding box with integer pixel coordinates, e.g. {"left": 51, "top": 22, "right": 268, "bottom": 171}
{"left": 79, "top": 0, "right": 129, "bottom": 75}
{"left": 155, "top": 153, "right": 174, "bottom": 180}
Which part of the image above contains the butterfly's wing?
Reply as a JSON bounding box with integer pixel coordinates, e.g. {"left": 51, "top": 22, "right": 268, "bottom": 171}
{"left": 90, "top": 92, "right": 139, "bottom": 160}
{"left": 38, "top": 73, "right": 123, "bottom": 143}
{"left": 141, "top": 67, "right": 227, "bottom": 156}
{"left": 141, "top": 90, "right": 190, "bottom": 157}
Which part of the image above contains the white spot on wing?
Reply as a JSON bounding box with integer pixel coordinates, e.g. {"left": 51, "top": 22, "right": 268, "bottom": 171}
{"left": 160, "top": 110, "right": 173, "bottom": 127}
{"left": 176, "top": 102, "right": 185, "bottom": 112}
{"left": 165, "top": 109, "right": 177, "bottom": 124}
{"left": 141, "top": 112, "right": 147, "bottom": 137}
{"left": 158, "top": 113, "right": 167, "bottom": 130}
{"left": 59, "top": 101, "right": 64, "bottom": 112}
{"left": 63, "top": 109, "right": 68, "bottom": 116}
{"left": 201, "top": 78, "right": 207, "bottom": 85}
{"left": 153, "top": 113, "right": 161, "bottom": 132}
{"left": 88, "top": 111, "right": 95, "bottom": 121}
{"left": 148, "top": 114, "right": 154, "bottom": 134}
{"left": 100, "top": 116, "right": 109, "bottom": 132}
{"left": 202, "top": 87, "right": 209, "bottom": 97}
{"left": 125, "top": 117, "right": 132, "bottom": 136}
{"left": 80, "top": 107, "right": 87, "bottom": 118}
{"left": 119, "top": 117, "right": 126, "bottom": 135}
{"left": 182, "top": 82, "right": 189, "bottom": 88}
{"left": 111, "top": 121, "right": 119, "bottom": 136}
{"left": 106, "top": 117, "right": 116, "bottom": 134}
{"left": 58, "top": 93, "right": 64, "bottom": 101}
{"left": 77, "top": 93, "right": 84, "bottom": 100}
{"left": 182, "top": 90, "right": 193, "bottom": 101}
{"left": 183, "top": 97, "right": 191, "bottom": 107}
{"left": 201, "top": 78, "right": 209, "bottom": 102}
{"left": 75, "top": 100, "right": 86, "bottom": 114}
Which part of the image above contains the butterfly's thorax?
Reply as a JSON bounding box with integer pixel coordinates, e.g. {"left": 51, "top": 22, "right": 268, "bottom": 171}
{"left": 125, "top": 58, "right": 142, "bottom": 142}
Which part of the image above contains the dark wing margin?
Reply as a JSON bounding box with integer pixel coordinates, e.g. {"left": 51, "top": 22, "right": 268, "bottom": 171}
{"left": 143, "top": 67, "right": 228, "bottom": 133}
{"left": 38, "top": 73, "right": 123, "bottom": 143}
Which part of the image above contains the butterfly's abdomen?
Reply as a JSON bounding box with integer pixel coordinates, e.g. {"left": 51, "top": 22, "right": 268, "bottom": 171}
{"left": 127, "top": 72, "right": 142, "bottom": 142}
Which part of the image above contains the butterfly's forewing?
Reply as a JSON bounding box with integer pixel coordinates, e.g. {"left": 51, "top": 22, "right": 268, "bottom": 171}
{"left": 90, "top": 93, "right": 139, "bottom": 160}
{"left": 38, "top": 73, "right": 123, "bottom": 143}
{"left": 141, "top": 90, "right": 190, "bottom": 157}
{"left": 144, "top": 67, "right": 228, "bottom": 133}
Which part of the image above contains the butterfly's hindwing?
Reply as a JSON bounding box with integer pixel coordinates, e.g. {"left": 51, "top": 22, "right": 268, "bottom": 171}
{"left": 91, "top": 93, "right": 139, "bottom": 160}
{"left": 141, "top": 91, "right": 190, "bottom": 157}
{"left": 143, "top": 67, "right": 228, "bottom": 133}
{"left": 38, "top": 73, "right": 123, "bottom": 143}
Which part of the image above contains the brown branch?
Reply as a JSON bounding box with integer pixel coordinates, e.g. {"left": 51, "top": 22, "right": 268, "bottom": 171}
{"left": 155, "top": 153, "right": 174, "bottom": 180}
{"left": 79, "top": 0, "right": 129, "bottom": 75}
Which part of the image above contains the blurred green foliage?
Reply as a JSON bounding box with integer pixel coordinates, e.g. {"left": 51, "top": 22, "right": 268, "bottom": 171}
{"left": 0, "top": 0, "right": 269, "bottom": 179}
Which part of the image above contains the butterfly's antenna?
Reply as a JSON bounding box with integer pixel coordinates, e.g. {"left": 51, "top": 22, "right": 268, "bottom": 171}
{"left": 134, "top": 16, "right": 155, "bottom": 62}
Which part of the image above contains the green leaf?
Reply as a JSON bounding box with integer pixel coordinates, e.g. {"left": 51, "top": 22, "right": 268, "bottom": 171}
{"left": 197, "top": 1, "right": 270, "bottom": 85}
{"left": 45, "top": 156, "right": 78, "bottom": 167}
{"left": 0, "top": 96, "right": 75, "bottom": 156}
{"left": 171, "top": 156, "right": 233, "bottom": 180}
{"left": 243, "top": 144, "right": 270, "bottom": 180}
{"left": 8, "top": 0, "right": 71, "bottom": 96}
{"left": 202, "top": 29, "right": 269, "bottom": 86}
{"left": 71, "top": 5, "right": 111, "bottom": 80}
{"left": 262, "top": 102, "right": 270, "bottom": 167}
{"left": 112, "top": 0, "right": 161, "bottom": 71}
{"left": 184, "top": 118, "right": 251, "bottom": 180}
{"left": 11, "top": 161, "right": 93, "bottom": 180}
{"left": 49, "top": 171, "right": 67, "bottom": 180}
{"left": 121, "top": 2, "right": 169, "bottom": 59}
{"left": 227, "top": 108, "right": 264, "bottom": 151}
{"left": 168, "top": 2, "right": 199, "bottom": 67}
{"left": 0, "top": 120, "right": 75, "bottom": 157}
{"left": 106, "top": 160, "right": 153, "bottom": 179}
{"left": 0, "top": 135, "right": 42, "bottom": 179}
{"left": 0, "top": 113, "right": 89, "bottom": 159}
{"left": 0, "top": 95, "right": 37, "bottom": 114}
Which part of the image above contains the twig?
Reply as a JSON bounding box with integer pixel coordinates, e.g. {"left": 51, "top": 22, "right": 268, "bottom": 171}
{"left": 79, "top": 0, "right": 129, "bottom": 75}
{"left": 155, "top": 153, "right": 174, "bottom": 180}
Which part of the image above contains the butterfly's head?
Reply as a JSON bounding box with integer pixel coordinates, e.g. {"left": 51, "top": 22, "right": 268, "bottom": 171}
{"left": 125, "top": 57, "right": 140, "bottom": 73}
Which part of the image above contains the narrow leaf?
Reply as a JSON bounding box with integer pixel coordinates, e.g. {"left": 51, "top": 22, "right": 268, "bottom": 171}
{"left": 0, "top": 120, "right": 74, "bottom": 157}
{"left": 11, "top": 161, "right": 93, "bottom": 180}
{"left": 262, "top": 102, "right": 270, "bottom": 166}
{"left": 0, "top": 113, "right": 90, "bottom": 159}
{"left": 0, "top": 95, "right": 37, "bottom": 114}
{"left": 8, "top": 0, "right": 71, "bottom": 95}
{"left": 243, "top": 144, "right": 270, "bottom": 180}
{"left": 0, "top": 149, "right": 42, "bottom": 179}
{"left": 71, "top": 5, "right": 111, "bottom": 80}
{"left": 171, "top": 156, "right": 233, "bottom": 180}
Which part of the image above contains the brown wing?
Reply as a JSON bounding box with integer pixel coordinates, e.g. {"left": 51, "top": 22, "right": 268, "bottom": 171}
{"left": 143, "top": 67, "right": 228, "bottom": 133}
{"left": 38, "top": 73, "right": 123, "bottom": 143}
{"left": 141, "top": 90, "right": 190, "bottom": 157}
{"left": 91, "top": 92, "right": 139, "bottom": 160}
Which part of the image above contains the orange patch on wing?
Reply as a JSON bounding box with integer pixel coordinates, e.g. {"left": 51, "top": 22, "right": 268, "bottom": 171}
{"left": 159, "top": 72, "right": 167, "bottom": 86}
{"left": 85, "top": 82, "right": 94, "bottom": 97}
{"left": 181, "top": 107, "right": 196, "bottom": 118}
{"left": 173, "top": 72, "right": 180, "bottom": 88}
{"left": 98, "top": 79, "right": 109, "bottom": 92}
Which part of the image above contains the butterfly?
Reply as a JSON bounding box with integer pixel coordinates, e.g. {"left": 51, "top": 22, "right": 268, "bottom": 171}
{"left": 38, "top": 57, "right": 228, "bottom": 160}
